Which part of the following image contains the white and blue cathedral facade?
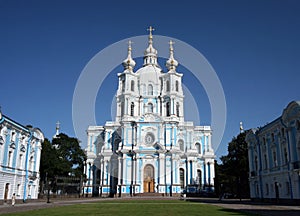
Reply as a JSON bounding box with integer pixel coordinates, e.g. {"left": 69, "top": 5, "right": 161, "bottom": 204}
{"left": 85, "top": 29, "right": 216, "bottom": 197}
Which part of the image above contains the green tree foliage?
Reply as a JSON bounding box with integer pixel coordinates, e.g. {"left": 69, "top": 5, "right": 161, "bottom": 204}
{"left": 40, "top": 134, "right": 87, "bottom": 185}
{"left": 216, "top": 131, "right": 250, "bottom": 198}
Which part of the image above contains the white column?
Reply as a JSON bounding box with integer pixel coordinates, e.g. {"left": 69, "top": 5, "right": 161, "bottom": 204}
{"left": 118, "top": 157, "right": 122, "bottom": 185}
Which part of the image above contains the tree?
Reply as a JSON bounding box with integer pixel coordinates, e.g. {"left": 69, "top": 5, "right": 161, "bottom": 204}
{"left": 52, "top": 133, "right": 86, "bottom": 177}
{"left": 39, "top": 134, "right": 87, "bottom": 194}
{"left": 217, "top": 131, "right": 250, "bottom": 199}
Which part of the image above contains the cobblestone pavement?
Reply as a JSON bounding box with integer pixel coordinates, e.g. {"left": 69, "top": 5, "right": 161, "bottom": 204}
{"left": 0, "top": 197, "right": 299, "bottom": 215}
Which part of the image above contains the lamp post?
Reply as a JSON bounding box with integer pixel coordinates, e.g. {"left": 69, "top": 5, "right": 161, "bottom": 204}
{"left": 83, "top": 159, "right": 86, "bottom": 198}
{"left": 45, "top": 172, "right": 50, "bottom": 203}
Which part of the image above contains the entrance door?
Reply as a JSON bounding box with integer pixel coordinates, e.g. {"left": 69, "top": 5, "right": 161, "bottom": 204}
{"left": 143, "top": 165, "right": 154, "bottom": 193}
{"left": 4, "top": 183, "right": 9, "bottom": 202}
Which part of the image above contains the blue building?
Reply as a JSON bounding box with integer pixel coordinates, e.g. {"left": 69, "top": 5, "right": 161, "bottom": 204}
{"left": 85, "top": 29, "right": 216, "bottom": 197}
{"left": 0, "top": 110, "right": 44, "bottom": 203}
{"left": 246, "top": 101, "right": 300, "bottom": 203}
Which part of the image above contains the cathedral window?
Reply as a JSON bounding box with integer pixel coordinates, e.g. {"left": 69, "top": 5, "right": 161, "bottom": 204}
{"left": 121, "top": 102, "right": 124, "bottom": 116}
{"left": 175, "top": 80, "right": 179, "bottom": 92}
{"left": 131, "top": 80, "right": 135, "bottom": 92}
{"left": 166, "top": 102, "right": 170, "bottom": 116}
{"left": 166, "top": 80, "right": 170, "bottom": 92}
{"left": 148, "top": 103, "right": 153, "bottom": 113}
{"left": 148, "top": 84, "right": 153, "bottom": 95}
{"left": 195, "top": 143, "right": 201, "bottom": 154}
{"left": 122, "top": 79, "right": 125, "bottom": 92}
{"left": 176, "top": 103, "right": 180, "bottom": 117}
{"left": 130, "top": 102, "right": 134, "bottom": 116}
{"left": 178, "top": 140, "right": 184, "bottom": 151}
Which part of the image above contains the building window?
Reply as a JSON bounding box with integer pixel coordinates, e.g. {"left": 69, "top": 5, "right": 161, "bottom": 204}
{"left": 265, "top": 183, "right": 269, "bottom": 195}
{"left": 281, "top": 128, "right": 285, "bottom": 138}
{"left": 131, "top": 80, "right": 135, "bottom": 91}
{"left": 286, "top": 182, "right": 290, "bottom": 195}
{"left": 8, "top": 151, "right": 13, "bottom": 167}
{"left": 195, "top": 143, "right": 201, "bottom": 154}
{"left": 273, "top": 150, "right": 277, "bottom": 167}
{"left": 19, "top": 154, "right": 23, "bottom": 169}
{"left": 176, "top": 103, "right": 180, "bottom": 117}
{"left": 166, "top": 102, "right": 170, "bottom": 116}
{"left": 148, "top": 103, "right": 153, "bottom": 113}
{"left": 17, "top": 184, "right": 21, "bottom": 196}
{"left": 178, "top": 140, "right": 184, "bottom": 151}
{"left": 271, "top": 133, "right": 275, "bottom": 142}
{"left": 29, "top": 156, "right": 34, "bottom": 171}
{"left": 175, "top": 80, "right": 179, "bottom": 92}
{"left": 297, "top": 120, "right": 300, "bottom": 131}
{"left": 166, "top": 80, "right": 170, "bottom": 92}
{"left": 284, "top": 148, "right": 288, "bottom": 164}
{"left": 264, "top": 154, "right": 268, "bottom": 170}
{"left": 254, "top": 156, "right": 258, "bottom": 171}
{"left": 130, "top": 102, "right": 134, "bottom": 116}
{"left": 160, "top": 78, "right": 163, "bottom": 91}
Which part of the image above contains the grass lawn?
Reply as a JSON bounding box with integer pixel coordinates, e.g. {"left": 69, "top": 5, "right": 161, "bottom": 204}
{"left": 1, "top": 199, "right": 254, "bottom": 216}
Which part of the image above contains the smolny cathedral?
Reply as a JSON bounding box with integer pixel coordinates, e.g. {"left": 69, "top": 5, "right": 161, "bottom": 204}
{"left": 84, "top": 28, "right": 216, "bottom": 197}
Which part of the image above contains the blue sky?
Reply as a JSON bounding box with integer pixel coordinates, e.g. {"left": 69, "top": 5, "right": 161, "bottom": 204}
{"left": 1, "top": 0, "right": 299, "bottom": 161}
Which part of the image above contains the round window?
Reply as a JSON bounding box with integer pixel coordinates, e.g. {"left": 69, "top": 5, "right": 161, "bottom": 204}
{"left": 145, "top": 132, "right": 155, "bottom": 145}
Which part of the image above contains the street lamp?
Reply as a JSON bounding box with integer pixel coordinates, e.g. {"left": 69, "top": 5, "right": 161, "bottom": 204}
{"left": 45, "top": 172, "right": 50, "bottom": 203}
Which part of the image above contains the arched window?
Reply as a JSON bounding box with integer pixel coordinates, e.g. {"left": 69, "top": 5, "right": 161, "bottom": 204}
{"left": 148, "top": 103, "right": 153, "bottom": 113}
{"left": 175, "top": 80, "right": 179, "bottom": 92}
{"left": 131, "top": 80, "right": 135, "bottom": 91}
{"left": 148, "top": 84, "right": 153, "bottom": 95}
{"left": 176, "top": 102, "right": 180, "bottom": 117}
{"left": 166, "top": 80, "right": 170, "bottom": 92}
{"left": 29, "top": 156, "right": 34, "bottom": 171}
{"left": 130, "top": 102, "right": 134, "bottom": 116}
{"left": 121, "top": 101, "right": 124, "bottom": 116}
{"left": 178, "top": 139, "right": 184, "bottom": 151}
{"left": 122, "top": 79, "right": 125, "bottom": 92}
{"left": 255, "top": 156, "right": 258, "bottom": 171}
{"left": 166, "top": 102, "right": 170, "bottom": 116}
{"left": 195, "top": 143, "right": 201, "bottom": 154}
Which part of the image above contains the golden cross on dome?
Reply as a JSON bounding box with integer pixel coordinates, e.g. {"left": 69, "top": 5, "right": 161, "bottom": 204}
{"left": 128, "top": 40, "right": 133, "bottom": 50}
{"left": 56, "top": 121, "right": 60, "bottom": 130}
{"left": 147, "top": 26, "right": 155, "bottom": 35}
{"left": 169, "top": 40, "right": 175, "bottom": 50}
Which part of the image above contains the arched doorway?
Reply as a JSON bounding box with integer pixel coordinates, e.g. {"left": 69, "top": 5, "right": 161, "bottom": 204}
{"left": 144, "top": 164, "right": 155, "bottom": 193}
{"left": 4, "top": 183, "right": 9, "bottom": 202}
